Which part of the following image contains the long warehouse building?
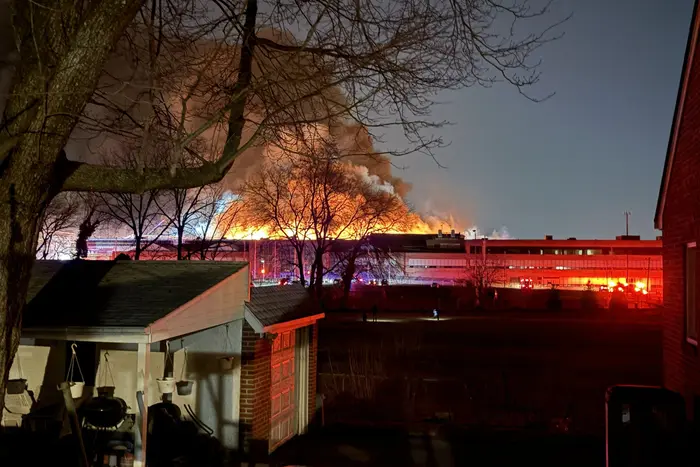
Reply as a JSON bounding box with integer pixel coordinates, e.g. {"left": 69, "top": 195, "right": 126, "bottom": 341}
{"left": 86, "top": 232, "right": 662, "bottom": 294}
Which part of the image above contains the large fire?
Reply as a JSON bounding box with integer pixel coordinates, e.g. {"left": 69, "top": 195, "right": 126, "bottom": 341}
{"left": 221, "top": 124, "right": 460, "bottom": 240}
{"left": 224, "top": 212, "right": 441, "bottom": 240}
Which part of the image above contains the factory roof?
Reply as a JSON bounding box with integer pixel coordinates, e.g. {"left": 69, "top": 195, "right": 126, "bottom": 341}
{"left": 24, "top": 260, "right": 247, "bottom": 329}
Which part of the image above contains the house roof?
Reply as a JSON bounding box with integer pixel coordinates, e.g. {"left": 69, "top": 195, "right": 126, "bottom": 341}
{"left": 655, "top": 0, "right": 700, "bottom": 230}
{"left": 24, "top": 260, "right": 247, "bottom": 329}
{"left": 245, "top": 285, "right": 321, "bottom": 330}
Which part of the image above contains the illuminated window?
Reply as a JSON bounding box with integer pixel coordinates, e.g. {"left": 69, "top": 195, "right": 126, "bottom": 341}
{"left": 686, "top": 242, "right": 697, "bottom": 346}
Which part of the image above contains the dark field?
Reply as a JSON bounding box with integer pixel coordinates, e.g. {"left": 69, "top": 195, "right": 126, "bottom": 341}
{"left": 275, "top": 309, "right": 662, "bottom": 467}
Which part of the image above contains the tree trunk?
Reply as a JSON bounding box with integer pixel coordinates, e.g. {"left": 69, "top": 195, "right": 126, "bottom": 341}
{"left": 314, "top": 251, "right": 324, "bottom": 298}
{"left": 0, "top": 179, "right": 51, "bottom": 412}
{"left": 341, "top": 255, "right": 357, "bottom": 308}
{"left": 296, "top": 247, "right": 306, "bottom": 286}
{"left": 134, "top": 236, "right": 142, "bottom": 260}
{"left": 177, "top": 227, "right": 184, "bottom": 260}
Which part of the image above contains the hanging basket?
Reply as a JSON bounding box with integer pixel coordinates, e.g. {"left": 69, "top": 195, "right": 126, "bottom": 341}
{"left": 156, "top": 377, "right": 176, "bottom": 394}
{"left": 176, "top": 380, "right": 194, "bottom": 396}
{"left": 69, "top": 381, "right": 85, "bottom": 399}
{"left": 6, "top": 378, "right": 27, "bottom": 395}
{"left": 96, "top": 386, "right": 116, "bottom": 398}
{"left": 65, "top": 343, "right": 85, "bottom": 397}
{"left": 218, "top": 356, "right": 235, "bottom": 371}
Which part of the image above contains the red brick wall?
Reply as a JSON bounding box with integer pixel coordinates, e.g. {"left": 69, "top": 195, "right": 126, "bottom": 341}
{"left": 662, "top": 26, "right": 700, "bottom": 419}
{"left": 308, "top": 322, "right": 318, "bottom": 425}
{"left": 239, "top": 322, "right": 272, "bottom": 450}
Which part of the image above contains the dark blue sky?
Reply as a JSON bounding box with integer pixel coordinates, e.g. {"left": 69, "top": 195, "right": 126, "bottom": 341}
{"left": 386, "top": 0, "right": 695, "bottom": 240}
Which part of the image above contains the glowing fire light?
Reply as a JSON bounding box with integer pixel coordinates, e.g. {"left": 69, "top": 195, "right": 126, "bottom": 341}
{"left": 222, "top": 123, "right": 460, "bottom": 240}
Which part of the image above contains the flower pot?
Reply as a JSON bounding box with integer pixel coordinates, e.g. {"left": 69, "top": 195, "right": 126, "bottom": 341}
{"left": 218, "top": 357, "right": 235, "bottom": 371}
{"left": 156, "top": 377, "right": 175, "bottom": 394}
{"left": 96, "top": 386, "right": 116, "bottom": 398}
{"left": 69, "top": 381, "right": 85, "bottom": 399}
{"left": 176, "top": 380, "right": 194, "bottom": 396}
{"left": 6, "top": 379, "right": 27, "bottom": 395}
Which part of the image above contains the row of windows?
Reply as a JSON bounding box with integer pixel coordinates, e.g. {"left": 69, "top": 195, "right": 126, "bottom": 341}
{"left": 483, "top": 259, "right": 662, "bottom": 269}
{"left": 408, "top": 259, "right": 466, "bottom": 267}
{"left": 506, "top": 276, "right": 662, "bottom": 287}
{"left": 408, "top": 265, "right": 466, "bottom": 269}
{"left": 408, "top": 258, "right": 662, "bottom": 269}
{"left": 469, "top": 246, "right": 661, "bottom": 256}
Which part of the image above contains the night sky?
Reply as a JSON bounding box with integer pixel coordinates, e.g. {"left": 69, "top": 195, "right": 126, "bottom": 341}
{"left": 389, "top": 0, "right": 695, "bottom": 240}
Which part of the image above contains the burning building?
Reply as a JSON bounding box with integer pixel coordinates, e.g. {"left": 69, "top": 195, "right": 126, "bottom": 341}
{"left": 86, "top": 232, "right": 663, "bottom": 297}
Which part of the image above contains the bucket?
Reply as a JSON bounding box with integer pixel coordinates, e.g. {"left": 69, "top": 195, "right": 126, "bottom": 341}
{"left": 96, "top": 386, "right": 116, "bottom": 398}
{"left": 156, "top": 377, "right": 175, "bottom": 394}
{"left": 69, "top": 381, "right": 85, "bottom": 399}
{"left": 6, "top": 379, "right": 27, "bottom": 395}
{"left": 218, "top": 357, "right": 235, "bottom": 371}
{"left": 176, "top": 380, "right": 194, "bottom": 396}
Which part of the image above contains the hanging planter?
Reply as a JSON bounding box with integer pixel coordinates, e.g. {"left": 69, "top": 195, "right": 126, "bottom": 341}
{"left": 176, "top": 348, "right": 194, "bottom": 396}
{"left": 95, "top": 352, "right": 118, "bottom": 398}
{"left": 218, "top": 356, "right": 235, "bottom": 371}
{"left": 156, "top": 377, "right": 176, "bottom": 394}
{"left": 7, "top": 349, "right": 28, "bottom": 395}
{"left": 218, "top": 325, "right": 235, "bottom": 371}
{"left": 176, "top": 380, "right": 194, "bottom": 396}
{"left": 69, "top": 382, "right": 85, "bottom": 399}
{"left": 6, "top": 379, "right": 27, "bottom": 395}
{"left": 64, "top": 343, "right": 85, "bottom": 399}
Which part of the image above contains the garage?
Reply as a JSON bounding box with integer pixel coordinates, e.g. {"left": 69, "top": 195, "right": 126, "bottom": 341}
{"left": 270, "top": 329, "right": 296, "bottom": 450}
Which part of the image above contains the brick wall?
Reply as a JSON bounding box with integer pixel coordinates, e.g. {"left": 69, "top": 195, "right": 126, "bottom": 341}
{"left": 662, "top": 24, "right": 700, "bottom": 419}
{"left": 239, "top": 321, "right": 272, "bottom": 452}
{"left": 308, "top": 322, "right": 318, "bottom": 425}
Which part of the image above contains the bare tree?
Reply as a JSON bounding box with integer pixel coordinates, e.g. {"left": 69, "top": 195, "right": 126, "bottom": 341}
{"left": 466, "top": 254, "right": 505, "bottom": 298}
{"left": 0, "top": 0, "right": 563, "bottom": 407}
{"left": 75, "top": 194, "right": 112, "bottom": 259}
{"left": 36, "top": 193, "right": 79, "bottom": 260}
{"left": 97, "top": 150, "right": 173, "bottom": 260}
{"left": 99, "top": 190, "right": 170, "bottom": 260}
{"left": 243, "top": 153, "right": 314, "bottom": 285}
{"left": 155, "top": 186, "right": 206, "bottom": 260}
{"left": 327, "top": 191, "right": 409, "bottom": 303}
{"left": 188, "top": 186, "right": 244, "bottom": 260}
{"left": 245, "top": 133, "right": 410, "bottom": 297}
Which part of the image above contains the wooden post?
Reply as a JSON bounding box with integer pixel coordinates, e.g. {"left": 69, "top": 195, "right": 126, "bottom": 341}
{"left": 135, "top": 343, "right": 150, "bottom": 467}
{"left": 161, "top": 341, "right": 173, "bottom": 403}
{"left": 59, "top": 382, "right": 89, "bottom": 467}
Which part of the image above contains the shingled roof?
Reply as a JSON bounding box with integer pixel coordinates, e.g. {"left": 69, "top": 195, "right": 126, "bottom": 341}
{"left": 24, "top": 260, "right": 247, "bottom": 329}
{"left": 245, "top": 285, "right": 321, "bottom": 328}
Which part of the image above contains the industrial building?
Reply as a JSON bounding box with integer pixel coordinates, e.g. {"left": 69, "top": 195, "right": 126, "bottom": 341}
{"left": 86, "top": 232, "right": 663, "bottom": 294}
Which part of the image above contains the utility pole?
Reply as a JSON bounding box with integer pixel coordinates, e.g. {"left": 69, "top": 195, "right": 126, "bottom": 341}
{"left": 624, "top": 211, "right": 631, "bottom": 283}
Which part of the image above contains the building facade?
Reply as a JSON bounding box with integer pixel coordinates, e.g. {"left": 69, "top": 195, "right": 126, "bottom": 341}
{"left": 655, "top": 0, "right": 700, "bottom": 420}
{"left": 87, "top": 233, "right": 663, "bottom": 295}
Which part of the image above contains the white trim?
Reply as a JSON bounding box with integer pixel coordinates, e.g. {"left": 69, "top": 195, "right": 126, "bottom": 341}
{"left": 22, "top": 327, "right": 149, "bottom": 344}
{"left": 147, "top": 267, "right": 248, "bottom": 342}
{"left": 295, "top": 327, "right": 310, "bottom": 435}
{"left": 687, "top": 337, "right": 698, "bottom": 346}
{"left": 243, "top": 307, "right": 265, "bottom": 333}
{"left": 135, "top": 343, "right": 150, "bottom": 466}
{"left": 263, "top": 313, "right": 325, "bottom": 334}
{"left": 657, "top": 8, "right": 700, "bottom": 230}
{"left": 689, "top": 242, "right": 697, "bottom": 248}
